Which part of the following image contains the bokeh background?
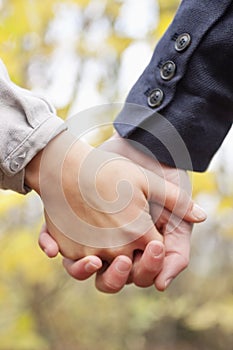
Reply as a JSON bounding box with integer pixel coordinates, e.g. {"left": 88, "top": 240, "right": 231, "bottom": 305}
{"left": 0, "top": 1, "right": 233, "bottom": 349}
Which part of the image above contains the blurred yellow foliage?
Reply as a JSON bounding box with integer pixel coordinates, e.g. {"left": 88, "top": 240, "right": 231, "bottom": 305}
{"left": 0, "top": 228, "right": 59, "bottom": 285}
{"left": 105, "top": 1, "right": 121, "bottom": 19}
{"left": 74, "top": 0, "right": 90, "bottom": 8}
{"left": 156, "top": 0, "right": 180, "bottom": 37}
{"left": 186, "top": 297, "right": 233, "bottom": 333}
{"left": 107, "top": 34, "right": 132, "bottom": 55}
{"left": 0, "top": 191, "right": 26, "bottom": 215}
{"left": 156, "top": 12, "right": 174, "bottom": 38}
{"left": 192, "top": 171, "right": 218, "bottom": 196}
{"left": 0, "top": 0, "right": 54, "bottom": 84}
{"left": 218, "top": 196, "right": 233, "bottom": 212}
{"left": 0, "top": 311, "right": 48, "bottom": 350}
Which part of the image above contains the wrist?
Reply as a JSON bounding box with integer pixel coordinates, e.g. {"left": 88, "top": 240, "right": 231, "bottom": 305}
{"left": 25, "top": 131, "right": 92, "bottom": 195}
{"left": 25, "top": 148, "right": 43, "bottom": 194}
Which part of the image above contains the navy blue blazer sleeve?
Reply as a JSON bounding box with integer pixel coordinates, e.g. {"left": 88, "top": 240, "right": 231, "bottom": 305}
{"left": 114, "top": 0, "right": 233, "bottom": 172}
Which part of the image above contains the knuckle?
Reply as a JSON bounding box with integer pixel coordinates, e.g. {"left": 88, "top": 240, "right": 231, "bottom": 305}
{"left": 96, "top": 279, "right": 121, "bottom": 294}
{"left": 104, "top": 278, "right": 121, "bottom": 292}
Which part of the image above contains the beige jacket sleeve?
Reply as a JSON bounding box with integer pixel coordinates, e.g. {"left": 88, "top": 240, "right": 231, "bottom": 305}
{"left": 0, "top": 59, "right": 66, "bottom": 194}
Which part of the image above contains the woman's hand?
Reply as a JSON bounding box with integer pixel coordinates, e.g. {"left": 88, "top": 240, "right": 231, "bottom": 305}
{"left": 36, "top": 132, "right": 206, "bottom": 292}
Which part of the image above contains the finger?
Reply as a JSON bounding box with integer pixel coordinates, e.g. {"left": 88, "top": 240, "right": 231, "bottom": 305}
{"left": 144, "top": 169, "right": 207, "bottom": 223}
{"left": 130, "top": 241, "right": 165, "bottom": 288}
{"left": 154, "top": 217, "right": 192, "bottom": 291}
{"left": 150, "top": 202, "right": 176, "bottom": 233}
{"left": 63, "top": 256, "right": 103, "bottom": 281}
{"left": 95, "top": 256, "right": 132, "bottom": 294}
{"left": 155, "top": 252, "right": 189, "bottom": 291}
{"left": 38, "top": 226, "right": 59, "bottom": 258}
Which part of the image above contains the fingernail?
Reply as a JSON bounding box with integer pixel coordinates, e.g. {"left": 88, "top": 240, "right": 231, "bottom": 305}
{"left": 115, "top": 260, "right": 131, "bottom": 273}
{"left": 149, "top": 243, "right": 164, "bottom": 257}
{"left": 85, "top": 261, "right": 101, "bottom": 273}
{"left": 165, "top": 278, "right": 173, "bottom": 289}
{"left": 192, "top": 204, "right": 207, "bottom": 221}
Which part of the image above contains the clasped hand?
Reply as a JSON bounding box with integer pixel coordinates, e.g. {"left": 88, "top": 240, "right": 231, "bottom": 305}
{"left": 26, "top": 131, "right": 206, "bottom": 293}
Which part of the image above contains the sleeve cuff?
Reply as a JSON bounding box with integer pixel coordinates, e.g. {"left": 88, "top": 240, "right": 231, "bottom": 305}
{"left": 0, "top": 115, "right": 67, "bottom": 194}
{"left": 0, "top": 169, "right": 30, "bottom": 194}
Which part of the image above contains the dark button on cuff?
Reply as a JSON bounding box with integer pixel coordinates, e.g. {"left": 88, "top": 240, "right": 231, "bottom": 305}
{"left": 175, "top": 33, "right": 191, "bottom": 52}
{"left": 147, "top": 88, "right": 164, "bottom": 108}
{"left": 160, "top": 61, "right": 176, "bottom": 80}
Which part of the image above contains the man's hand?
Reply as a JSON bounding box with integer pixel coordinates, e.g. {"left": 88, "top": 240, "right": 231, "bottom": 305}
{"left": 98, "top": 134, "right": 199, "bottom": 290}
